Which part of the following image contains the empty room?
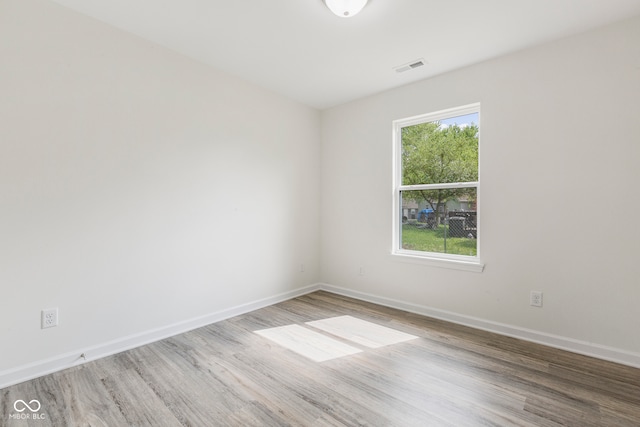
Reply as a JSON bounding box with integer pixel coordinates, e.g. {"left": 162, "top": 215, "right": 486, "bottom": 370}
{"left": 1, "top": 0, "right": 640, "bottom": 425}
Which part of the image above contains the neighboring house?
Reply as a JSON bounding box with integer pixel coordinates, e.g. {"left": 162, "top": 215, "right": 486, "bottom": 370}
{"left": 401, "top": 200, "right": 420, "bottom": 221}
{"left": 402, "top": 197, "right": 476, "bottom": 222}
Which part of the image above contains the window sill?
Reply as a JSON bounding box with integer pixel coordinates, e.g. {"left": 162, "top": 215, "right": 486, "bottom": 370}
{"left": 391, "top": 251, "right": 485, "bottom": 272}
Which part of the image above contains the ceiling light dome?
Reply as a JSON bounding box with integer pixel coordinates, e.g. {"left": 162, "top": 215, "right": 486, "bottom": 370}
{"left": 323, "top": 0, "right": 369, "bottom": 18}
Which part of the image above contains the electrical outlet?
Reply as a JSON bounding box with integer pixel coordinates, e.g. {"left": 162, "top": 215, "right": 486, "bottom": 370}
{"left": 530, "top": 291, "right": 543, "bottom": 307}
{"left": 41, "top": 308, "right": 58, "bottom": 329}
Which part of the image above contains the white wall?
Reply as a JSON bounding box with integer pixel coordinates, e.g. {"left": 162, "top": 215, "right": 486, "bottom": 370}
{"left": 1, "top": 0, "right": 638, "bottom": 385}
{"left": 321, "top": 16, "right": 640, "bottom": 359}
{"left": 0, "top": 0, "right": 320, "bottom": 374}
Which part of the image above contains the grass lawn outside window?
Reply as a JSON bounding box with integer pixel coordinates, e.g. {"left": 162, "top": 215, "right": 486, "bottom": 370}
{"left": 401, "top": 223, "right": 477, "bottom": 257}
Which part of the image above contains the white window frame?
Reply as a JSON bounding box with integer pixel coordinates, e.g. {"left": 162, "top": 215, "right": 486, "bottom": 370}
{"left": 392, "top": 103, "right": 484, "bottom": 272}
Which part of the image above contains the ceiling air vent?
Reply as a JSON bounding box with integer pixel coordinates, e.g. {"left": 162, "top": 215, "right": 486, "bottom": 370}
{"left": 394, "top": 58, "right": 426, "bottom": 73}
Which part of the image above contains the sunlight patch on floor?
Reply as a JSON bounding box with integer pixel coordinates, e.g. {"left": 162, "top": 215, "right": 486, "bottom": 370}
{"left": 306, "top": 315, "right": 418, "bottom": 348}
{"left": 254, "top": 324, "right": 362, "bottom": 362}
{"left": 254, "top": 316, "right": 418, "bottom": 362}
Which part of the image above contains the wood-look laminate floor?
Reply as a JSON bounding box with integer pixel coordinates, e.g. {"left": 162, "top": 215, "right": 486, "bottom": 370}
{"left": 2, "top": 291, "right": 639, "bottom": 426}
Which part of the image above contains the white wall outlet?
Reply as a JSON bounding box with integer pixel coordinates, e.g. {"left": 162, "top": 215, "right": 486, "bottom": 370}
{"left": 530, "top": 291, "right": 543, "bottom": 307}
{"left": 41, "top": 308, "right": 58, "bottom": 329}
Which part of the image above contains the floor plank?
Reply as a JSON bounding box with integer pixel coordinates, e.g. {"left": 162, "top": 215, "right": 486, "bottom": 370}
{"left": 2, "top": 291, "right": 639, "bottom": 426}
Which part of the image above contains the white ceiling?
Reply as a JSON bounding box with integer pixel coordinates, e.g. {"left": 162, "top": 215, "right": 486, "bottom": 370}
{"left": 50, "top": 0, "right": 640, "bottom": 109}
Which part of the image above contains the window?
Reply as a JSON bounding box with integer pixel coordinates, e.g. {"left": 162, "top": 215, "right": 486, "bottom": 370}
{"left": 392, "top": 103, "right": 483, "bottom": 271}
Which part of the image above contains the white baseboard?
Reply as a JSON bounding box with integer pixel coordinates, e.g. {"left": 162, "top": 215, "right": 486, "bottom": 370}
{"left": 0, "top": 284, "right": 321, "bottom": 390}
{"left": 318, "top": 283, "right": 640, "bottom": 369}
{"left": 3, "top": 281, "right": 638, "bottom": 390}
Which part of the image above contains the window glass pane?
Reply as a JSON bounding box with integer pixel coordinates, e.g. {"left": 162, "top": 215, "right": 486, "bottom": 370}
{"left": 401, "top": 113, "right": 479, "bottom": 186}
{"left": 400, "top": 189, "right": 477, "bottom": 256}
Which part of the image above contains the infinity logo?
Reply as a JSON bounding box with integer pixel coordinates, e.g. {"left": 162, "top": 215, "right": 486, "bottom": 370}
{"left": 13, "top": 399, "right": 41, "bottom": 413}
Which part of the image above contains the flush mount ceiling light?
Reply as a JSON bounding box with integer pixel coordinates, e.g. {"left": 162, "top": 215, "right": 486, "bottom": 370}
{"left": 323, "top": 0, "right": 369, "bottom": 18}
